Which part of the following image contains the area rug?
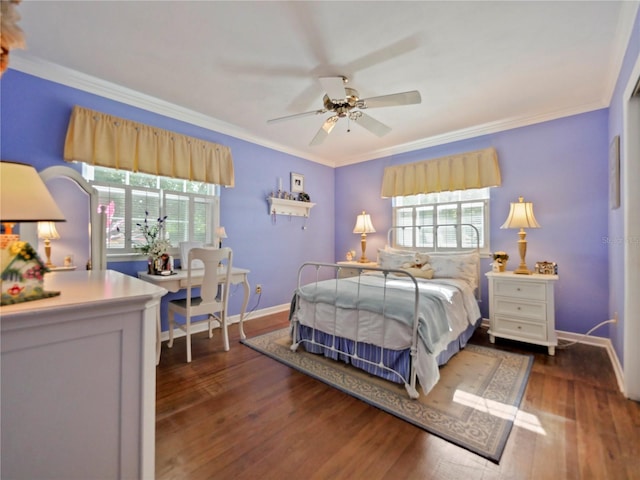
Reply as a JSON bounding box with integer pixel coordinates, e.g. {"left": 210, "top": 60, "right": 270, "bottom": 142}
{"left": 241, "top": 327, "right": 533, "bottom": 463}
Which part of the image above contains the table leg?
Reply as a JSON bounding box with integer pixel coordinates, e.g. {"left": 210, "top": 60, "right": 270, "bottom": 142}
{"left": 239, "top": 275, "right": 250, "bottom": 340}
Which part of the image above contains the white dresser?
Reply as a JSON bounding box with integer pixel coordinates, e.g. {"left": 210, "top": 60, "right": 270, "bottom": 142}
{"left": 1, "top": 270, "right": 166, "bottom": 479}
{"left": 485, "top": 271, "right": 559, "bottom": 355}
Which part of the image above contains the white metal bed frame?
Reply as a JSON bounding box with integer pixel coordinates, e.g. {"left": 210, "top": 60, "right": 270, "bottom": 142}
{"left": 289, "top": 224, "right": 481, "bottom": 400}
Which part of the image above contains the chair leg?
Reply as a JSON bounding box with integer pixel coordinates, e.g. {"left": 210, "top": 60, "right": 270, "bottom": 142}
{"left": 221, "top": 312, "right": 229, "bottom": 351}
{"left": 185, "top": 316, "right": 192, "bottom": 363}
{"left": 208, "top": 314, "right": 214, "bottom": 339}
{"left": 167, "top": 309, "right": 175, "bottom": 348}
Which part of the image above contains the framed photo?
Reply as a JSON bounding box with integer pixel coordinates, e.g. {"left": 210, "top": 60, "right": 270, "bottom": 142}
{"left": 291, "top": 172, "right": 304, "bottom": 193}
{"left": 609, "top": 135, "right": 620, "bottom": 210}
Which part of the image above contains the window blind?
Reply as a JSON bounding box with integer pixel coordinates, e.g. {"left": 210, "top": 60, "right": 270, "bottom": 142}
{"left": 63, "top": 106, "right": 235, "bottom": 186}
{"left": 381, "top": 147, "right": 501, "bottom": 197}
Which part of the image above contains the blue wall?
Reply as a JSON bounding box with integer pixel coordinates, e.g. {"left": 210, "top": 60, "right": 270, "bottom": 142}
{"left": 0, "top": 70, "right": 336, "bottom": 330}
{"left": 0, "top": 67, "right": 614, "bottom": 338}
{"left": 336, "top": 111, "right": 610, "bottom": 335}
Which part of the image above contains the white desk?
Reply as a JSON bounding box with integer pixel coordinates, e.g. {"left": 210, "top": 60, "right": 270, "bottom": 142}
{"left": 138, "top": 267, "right": 250, "bottom": 363}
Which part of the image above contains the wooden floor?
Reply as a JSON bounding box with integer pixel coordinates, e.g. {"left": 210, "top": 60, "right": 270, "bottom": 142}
{"left": 156, "top": 312, "right": 640, "bottom": 480}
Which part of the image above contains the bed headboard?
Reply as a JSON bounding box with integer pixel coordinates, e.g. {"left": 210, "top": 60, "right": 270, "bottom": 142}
{"left": 386, "top": 224, "right": 482, "bottom": 300}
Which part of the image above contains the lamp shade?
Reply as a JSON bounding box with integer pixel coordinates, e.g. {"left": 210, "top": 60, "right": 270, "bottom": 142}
{"left": 353, "top": 212, "right": 376, "bottom": 234}
{"left": 0, "top": 161, "right": 66, "bottom": 223}
{"left": 500, "top": 196, "right": 540, "bottom": 229}
{"left": 38, "top": 221, "right": 61, "bottom": 240}
{"left": 215, "top": 226, "right": 228, "bottom": 239}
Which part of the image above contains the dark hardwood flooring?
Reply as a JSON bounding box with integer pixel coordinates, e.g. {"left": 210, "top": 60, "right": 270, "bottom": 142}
{"left": 156, "top": 312, "right": 640, "bottom": 479}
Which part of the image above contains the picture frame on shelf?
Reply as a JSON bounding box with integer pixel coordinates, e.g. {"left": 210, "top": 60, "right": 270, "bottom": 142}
{"left": 291, "top": 172, "right": 304, "bottom": 193}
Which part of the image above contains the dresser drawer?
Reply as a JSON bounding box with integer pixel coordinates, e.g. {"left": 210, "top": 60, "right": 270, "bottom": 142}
{"left": 494, "top": 297, "right": 546, "bottom": 322}
{"left": 494, "top": 315, "right": 547, "bottom": 341}
{"left": 494, "top": 279, "right": 546, "bottom": 301}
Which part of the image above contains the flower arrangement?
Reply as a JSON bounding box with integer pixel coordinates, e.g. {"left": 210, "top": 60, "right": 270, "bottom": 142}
{"left": 135, "top": 211, "right": 172, "bottom": 260}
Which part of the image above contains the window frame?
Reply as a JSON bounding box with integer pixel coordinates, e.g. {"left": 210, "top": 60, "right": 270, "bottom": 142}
{"left": 391, "top": 187, "right": 491, "bottom": 255}
{"left": 83, "top": 165, "right": 220, "bottom": 262}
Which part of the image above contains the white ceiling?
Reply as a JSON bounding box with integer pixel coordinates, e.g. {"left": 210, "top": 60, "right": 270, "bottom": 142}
{"left": 9, "top": 1, "right": 639, "bottom": 167}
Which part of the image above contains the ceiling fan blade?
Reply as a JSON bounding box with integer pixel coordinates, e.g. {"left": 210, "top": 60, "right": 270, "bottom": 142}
{"left": 310, "top": 116, "right": 339, "bottom": 146}
{"left": 267, "top": 109, "right": 326, "bottom": 124}
{"left": 319, "top": 76, "right": 348, "bottom": 102}
{"left": 351, "top": 112, "right": 391, "bottom": 137}
{"left": 359, "top": 90, "right": 421, "bottom": 109}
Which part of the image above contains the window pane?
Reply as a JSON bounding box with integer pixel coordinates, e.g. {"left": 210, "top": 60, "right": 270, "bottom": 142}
{"left": 164, "top": 193, "right": 190, "bottom": 244}
{"left": 95, "top": 185, "right": 126, "bottom": 249}
{"left": 192, "top": 198, "right": 210, "bottom": 243}
{"left": 132, "top": 190, "right": 161, "bottom": 249}
{"left": 461, "top": 201, "right": 485, "bottom": 248}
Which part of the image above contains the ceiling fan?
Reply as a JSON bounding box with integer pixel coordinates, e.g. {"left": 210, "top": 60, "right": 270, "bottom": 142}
{"left": 267, "top": 76, "right": 421, "bottom": 146}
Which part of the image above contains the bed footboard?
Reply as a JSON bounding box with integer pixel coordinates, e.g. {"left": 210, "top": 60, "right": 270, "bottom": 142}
{"left": 290, "top": 262, "right": 421, "bottom": 400}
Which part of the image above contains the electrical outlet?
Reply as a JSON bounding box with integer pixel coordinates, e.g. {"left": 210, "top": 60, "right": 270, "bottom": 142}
{"left": 255, "top": 284, "right": 262, "bottom": 295}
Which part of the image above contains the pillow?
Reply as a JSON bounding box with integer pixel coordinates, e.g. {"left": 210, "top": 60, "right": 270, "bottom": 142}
{"left": 179, "top": 241, "right": 204, "bottom": 269}
{"left": 378, "top": 248, "right": 416, "bottom": 269}
{"left": 429, "top": 251, "right": 479, "bottom": 287}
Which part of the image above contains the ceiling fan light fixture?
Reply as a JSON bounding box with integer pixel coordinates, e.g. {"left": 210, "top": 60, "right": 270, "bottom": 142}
{"left": 268, "top": 76, "right": 421, "bottom": 145}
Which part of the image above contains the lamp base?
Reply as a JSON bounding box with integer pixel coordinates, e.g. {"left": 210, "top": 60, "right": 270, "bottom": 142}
{"left": 513, "top": 266, "right": 533, "bottom": 275}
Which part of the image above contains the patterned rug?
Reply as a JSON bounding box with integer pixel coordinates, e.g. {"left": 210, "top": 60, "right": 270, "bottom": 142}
{"left": 241, "top": 327, "right": 533, "bottom": 463}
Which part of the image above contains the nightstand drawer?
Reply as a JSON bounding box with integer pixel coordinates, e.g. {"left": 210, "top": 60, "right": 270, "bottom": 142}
{"left": 494, "top": 279, "right": 546, "bottom": 301}
{"left": 494, "top": 297, "right": 546, "bottom": 321}
{"left": 494, "top": 316, "right": 547, "bottom": 341}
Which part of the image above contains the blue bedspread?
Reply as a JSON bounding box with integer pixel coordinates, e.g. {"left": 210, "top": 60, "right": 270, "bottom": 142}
{"left": 296, "top": 273, "right": 452, "bottom": 353}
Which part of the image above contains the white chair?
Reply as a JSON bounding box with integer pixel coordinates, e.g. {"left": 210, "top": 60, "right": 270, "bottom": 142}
{"left": 167, "top": 247, "right": 233, "bottom": 362}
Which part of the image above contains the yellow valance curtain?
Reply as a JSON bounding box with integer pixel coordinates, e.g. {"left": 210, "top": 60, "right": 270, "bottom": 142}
{"left": 63, "top": 106, "right": 235, "bottom": 186}
{"left": 380, "top": 147, "right": 501, "bottom": 197}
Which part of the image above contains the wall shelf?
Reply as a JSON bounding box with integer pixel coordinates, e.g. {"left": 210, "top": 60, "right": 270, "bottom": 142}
{"left": 268, "top": 197, "right": 315, "bottom": 217}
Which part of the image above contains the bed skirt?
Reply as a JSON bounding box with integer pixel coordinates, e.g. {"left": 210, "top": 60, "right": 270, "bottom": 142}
{"left": 295, "top": 317, "right": 481, "bottom": 386}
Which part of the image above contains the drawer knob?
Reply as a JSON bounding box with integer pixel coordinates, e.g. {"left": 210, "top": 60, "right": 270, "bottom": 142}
{"left": 517, "top": 306, "right": 521, "bottom": 310}
{"left": 517, "top": 287, "right": 521, "bottom": 291}
{"left": 517, "top": 325, "right": 522, "bottom": 329}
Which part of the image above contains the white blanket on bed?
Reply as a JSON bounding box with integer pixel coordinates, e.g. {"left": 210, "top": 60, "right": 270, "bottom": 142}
{"left": 295, "top": 273, "right": 479, "bottom": 354}
{"left": 297, "top": 273, "right": 452, "bottom": 353}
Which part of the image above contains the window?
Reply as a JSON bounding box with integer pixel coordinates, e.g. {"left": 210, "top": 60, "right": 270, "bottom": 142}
{"left": 392, "top": 187, "right": 490, "bottom": 253}
{"left": 83, "top": 165, "right": 219, "bottom": 258}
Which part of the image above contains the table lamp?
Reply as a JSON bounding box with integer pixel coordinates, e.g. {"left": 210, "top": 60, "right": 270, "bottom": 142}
{"left": 38, "top": 221, "right": 61, "bottom": 267}
{"left": 500, "top": 196, "right": 540, "bottom": 274}
{"left": 353, "top": 211, "right": 376, "bottom": 263}
{"left": 1, "top": 161, "right": 66, "bottom": 305}
{"left": 216, "top": 226, "right": 227, "bottom": 248}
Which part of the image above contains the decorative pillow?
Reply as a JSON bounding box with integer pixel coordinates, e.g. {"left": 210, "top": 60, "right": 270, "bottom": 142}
{"left": 429, "top": 251, "right": 479, "bottom": 287}
{"left": 378, "top": 248, "right": 416, "bottom": 270}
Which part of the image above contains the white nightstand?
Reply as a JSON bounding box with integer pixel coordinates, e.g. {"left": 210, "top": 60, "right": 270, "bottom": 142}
{"left": 485, "top": 271, "right": 559, "bottom": 355}
{"left": 336, "top": 261, "right": 378, "bottom": 278}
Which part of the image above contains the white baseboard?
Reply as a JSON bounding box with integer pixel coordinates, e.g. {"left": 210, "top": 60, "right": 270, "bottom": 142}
{"left": 159, "top": 303, "right": 290, "bottom": 342}
{"left": 481, "top": 318, "right": 625, "bottom": 394}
